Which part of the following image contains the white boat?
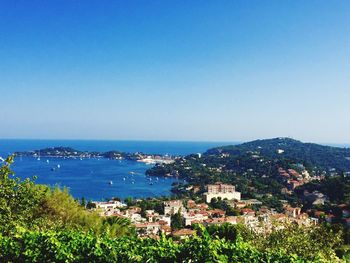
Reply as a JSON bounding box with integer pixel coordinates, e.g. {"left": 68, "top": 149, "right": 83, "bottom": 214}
{"left": 46, "top": 159, "right": 49, "bottom": 163}
{"left": 123, "top": 177, "right": 126, "bottom": 181}
{"left": 57, "top": 164, "right": 61, "bottom": 169}
{"left": 109, "top": 181, "right": 113, "bottom": 185}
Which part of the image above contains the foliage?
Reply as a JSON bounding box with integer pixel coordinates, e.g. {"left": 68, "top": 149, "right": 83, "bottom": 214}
{"left": 170, "top": 211, "right": 184, "bottom": 230}
{"left": 0, "top": 155, "right": 46, "bottom": 235}
{"left": 0, "top": 227, "right": 307, "bottom": 263}
{"left": 258, "top": 223, "right": 344, "bottom": 262}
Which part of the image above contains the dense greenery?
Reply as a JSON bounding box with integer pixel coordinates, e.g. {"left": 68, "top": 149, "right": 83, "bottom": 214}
{"left": 1, "top": 223, "right": 348, "bottom": 262}
{"left": 207, "top": 138, "right": 350, "bottom": 172}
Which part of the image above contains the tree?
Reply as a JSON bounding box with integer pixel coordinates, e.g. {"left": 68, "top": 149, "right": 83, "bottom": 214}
{"left": 171, "top": 210, "right": 184, "bottom": 230}
{"left": 0, "top": 155, "right": 45, "bottom": 234}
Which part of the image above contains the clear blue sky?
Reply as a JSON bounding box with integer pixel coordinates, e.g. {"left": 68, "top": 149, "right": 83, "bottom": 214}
{"left": 0, "top": 1, "right": 349, "bottom": 143}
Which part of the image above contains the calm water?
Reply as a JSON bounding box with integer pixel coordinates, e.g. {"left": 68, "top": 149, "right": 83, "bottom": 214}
{"left": 0, "top": 139, "right": 237, "bottom": 200}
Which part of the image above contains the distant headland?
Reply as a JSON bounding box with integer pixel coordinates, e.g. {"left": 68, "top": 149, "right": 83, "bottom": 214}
{"left": 15, "top": 146, "right": 176, "bottom": 165}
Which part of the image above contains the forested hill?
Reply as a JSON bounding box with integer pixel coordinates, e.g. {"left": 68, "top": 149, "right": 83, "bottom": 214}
{"left": 205, "top": 138, "right": 350, "bottom": 172}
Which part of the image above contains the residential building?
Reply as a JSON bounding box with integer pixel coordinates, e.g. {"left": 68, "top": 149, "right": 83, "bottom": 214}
{"left": 204, "top": 183, "right": 241, "bottom": 203}
{"left": 164, "top": 200, "right": 184, "bottom": 215}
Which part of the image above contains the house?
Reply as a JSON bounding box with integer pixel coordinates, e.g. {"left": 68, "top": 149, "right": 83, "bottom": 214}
{"left": 238, "top": 214, "right": 259, "bottom": 230}
{"left": 145, "top": 210, "right": 160, "bottom": 222}
{"left": 156, "top": 215, "right": 171, "bottom": 226}
{"left": 184, "top": 212, "right": 206, "bottom": 226}
{"left": 172, "top": 229, "right": 196, "bottom": 239}
{"left": 208, "top": 209, "right": 226, "bottom": 218}
{"left": 284, "top": 207, "right": 301, "bottom": 218}
{"left": 303, "top": 190, "right": 327, "bottom": 205}
{"left": 241, "top": 208, "right": 255, "bottom": 216}
{"left": 187, "top": 200, "right": 196, "bottom": 209}
{"left": 135, "top": 222, "right": 162, "bottom": 236}
{"left": 93, "top": 200, "right": 126, "bottom": 210}
{"left": 93, "top": 200, "right": 126, "bottom": 216}
{"left": 164, "top": 200, "right": 184, "bottom": 215}
{"left": 204, "top": 183, "right": 241, "bottom": 203}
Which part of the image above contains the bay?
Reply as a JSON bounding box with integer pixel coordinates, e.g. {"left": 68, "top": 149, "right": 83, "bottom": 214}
{"left": 0, "top": 139, "right": 237, "bottom": 200}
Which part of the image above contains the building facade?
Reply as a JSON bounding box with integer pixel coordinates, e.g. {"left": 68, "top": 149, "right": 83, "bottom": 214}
{"left": 204, "top": 183, "right": 241, "bottom": 203}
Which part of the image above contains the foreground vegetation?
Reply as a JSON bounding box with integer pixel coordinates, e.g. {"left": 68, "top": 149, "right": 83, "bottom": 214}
{"left": 1, "top": 156, "right": 349, "bottom": 262}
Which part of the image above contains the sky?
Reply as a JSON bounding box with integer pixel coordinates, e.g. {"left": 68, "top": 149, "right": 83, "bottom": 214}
{"left": 0, "top": 0, "right": 349, "bottom": 143}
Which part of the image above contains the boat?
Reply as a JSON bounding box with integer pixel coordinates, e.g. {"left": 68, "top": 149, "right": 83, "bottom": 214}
{"left": 57, "top": 164, "right": 61, "bottom": 169}
{"left": 109, "top": 181, "right": 113, "bottom": 185}
{"left": 149, "top": 182, "right": 154, "bottom": 185}
{"left": 0, "top": 156, "right": 4, "bottom": 162}
{"left": 123, "top": 177, "right": 126, "bottom": 181}
{"left": 37, "top": 150, "right": 41, "bottom": 161}
{"left": 46, "top": 159, "right": 49, "bottom": 163}
{"left": 51, "top": 167, "right": 56, "bottom": 171}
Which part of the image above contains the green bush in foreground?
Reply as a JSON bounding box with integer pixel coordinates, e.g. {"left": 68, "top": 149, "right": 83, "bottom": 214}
{"left": 0, "top": 227, "right": 305, "bottom": 263}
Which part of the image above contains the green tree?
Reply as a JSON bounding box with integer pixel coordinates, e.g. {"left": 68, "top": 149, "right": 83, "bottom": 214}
{"left": 171, "top": 210, "right": 184, "bottom": 230}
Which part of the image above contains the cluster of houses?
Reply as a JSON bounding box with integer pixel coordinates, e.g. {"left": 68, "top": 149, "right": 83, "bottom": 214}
{"left": 278, "top": 167, "right": 310, "bottom": 192}
{"left": 91, "top": 183, "right": 320, "bottom": 238}
{"left": 277, "top": 167, "right": 330, "bottom": 206}
{"left": 312, "top": 204, "right": 350, "bottom": 227}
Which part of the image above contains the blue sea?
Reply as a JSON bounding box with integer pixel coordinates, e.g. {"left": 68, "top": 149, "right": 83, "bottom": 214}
{"left": 0, "top": 139, "right": 236, "bottom": 201}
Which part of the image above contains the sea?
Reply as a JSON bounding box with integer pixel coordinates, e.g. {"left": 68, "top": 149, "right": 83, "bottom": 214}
{"left": 0, "top": 139, "right": 236, "bottom": 201}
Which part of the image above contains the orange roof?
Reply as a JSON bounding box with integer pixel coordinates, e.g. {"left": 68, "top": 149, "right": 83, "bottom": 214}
{"left": 172, "top": 229, "right": 196, "bottom": 236}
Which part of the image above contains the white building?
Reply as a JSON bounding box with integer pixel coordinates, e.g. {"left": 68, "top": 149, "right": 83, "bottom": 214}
{"left": 93, "top": 200, "right": 127, "bottom": 210}
{"left": 204, "top": 183, "right": 241, "bottom": 203}
{"left": 164, "top": 200, "right": 184, "bottom": 215}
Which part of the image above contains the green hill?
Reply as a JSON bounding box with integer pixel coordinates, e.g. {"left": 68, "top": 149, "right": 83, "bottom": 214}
{"left": 206, "top": 138, "right": 350, "bottom": 172}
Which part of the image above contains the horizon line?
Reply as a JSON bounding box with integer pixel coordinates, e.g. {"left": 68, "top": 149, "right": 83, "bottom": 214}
{"left": 0, "top": 137, "right": 349, "bottom": 147}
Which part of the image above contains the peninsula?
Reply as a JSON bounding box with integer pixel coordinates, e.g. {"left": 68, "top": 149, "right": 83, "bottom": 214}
{"left": 15, "top": 147, "right": 176, "bottom": 165}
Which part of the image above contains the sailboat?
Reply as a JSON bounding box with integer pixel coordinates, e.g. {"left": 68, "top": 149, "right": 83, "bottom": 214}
{"left": 37, "top": 150, "right": 41, "bottom": 161}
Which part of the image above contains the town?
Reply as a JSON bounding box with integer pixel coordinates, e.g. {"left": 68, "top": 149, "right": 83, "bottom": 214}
{"left": 88, "top": 182, "right": 346, "bottom": 239}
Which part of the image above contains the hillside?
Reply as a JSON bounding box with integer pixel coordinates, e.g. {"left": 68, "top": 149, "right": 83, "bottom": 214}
{"left": 146, "top": 138, "right": 350, "bottom": 205}
{"left": 206, "top": 138, "right": 350, "bottom": 172}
